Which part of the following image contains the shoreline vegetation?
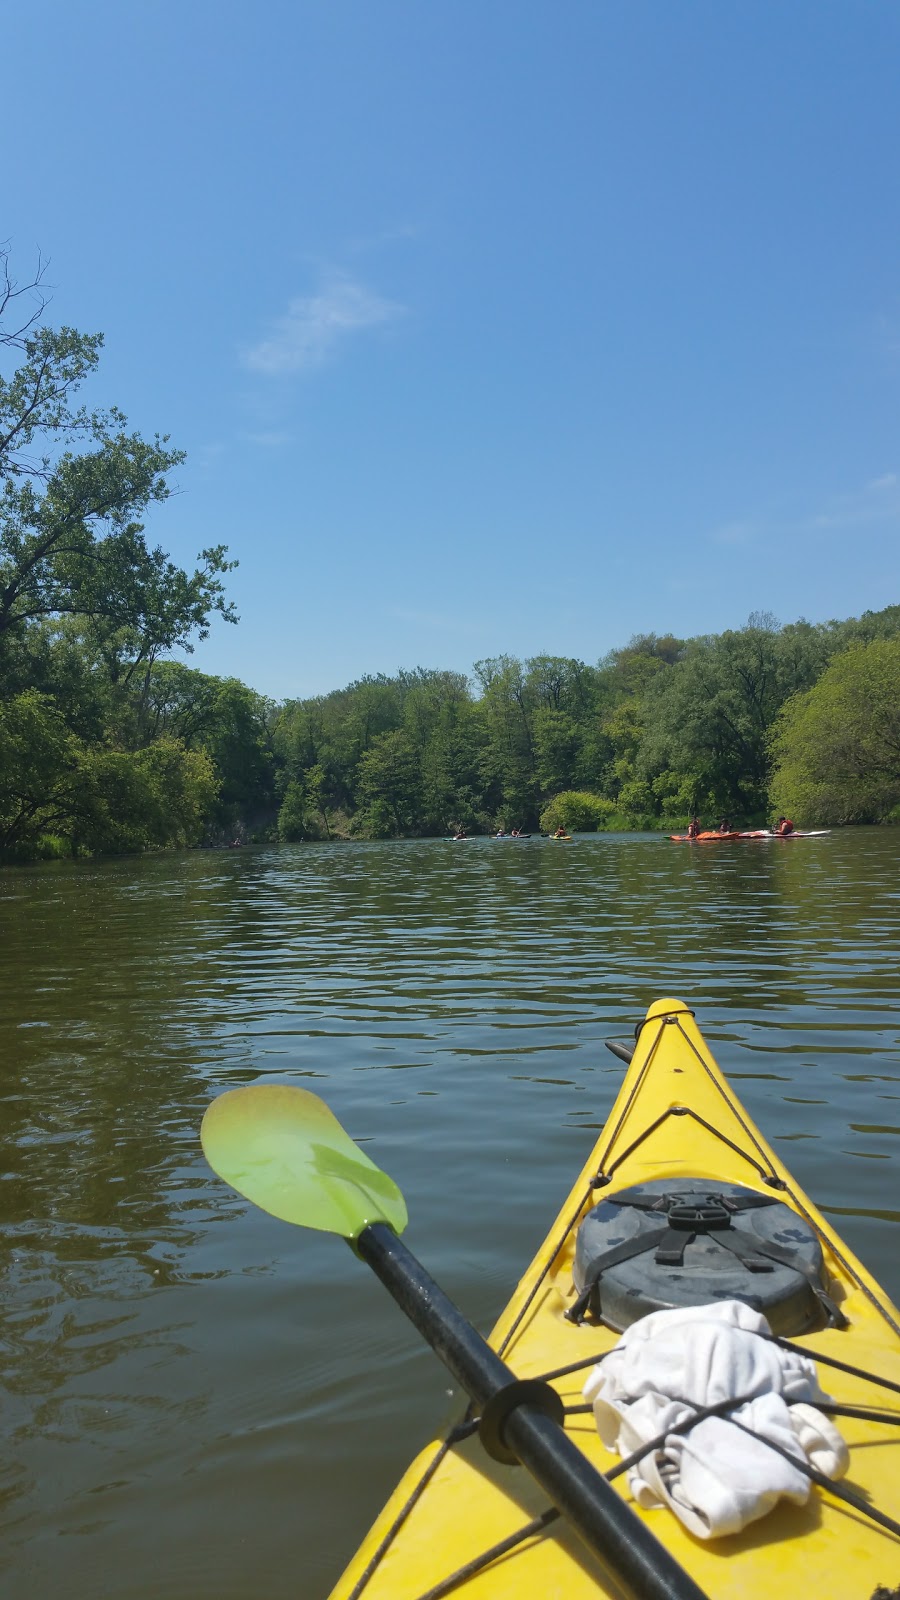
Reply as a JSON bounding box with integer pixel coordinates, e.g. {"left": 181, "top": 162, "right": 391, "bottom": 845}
{"left": 2, "top": 257, "right": 900, "bottom": 864}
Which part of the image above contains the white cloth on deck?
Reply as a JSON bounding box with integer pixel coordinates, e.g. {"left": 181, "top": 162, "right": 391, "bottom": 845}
{"left": 582, "top": 1300, "right": 848, "bottom": 1540}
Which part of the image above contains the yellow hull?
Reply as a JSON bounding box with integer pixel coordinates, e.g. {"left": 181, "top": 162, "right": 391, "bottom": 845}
{"left": 329, "top": 999, "right": 900, "bottom": 1599}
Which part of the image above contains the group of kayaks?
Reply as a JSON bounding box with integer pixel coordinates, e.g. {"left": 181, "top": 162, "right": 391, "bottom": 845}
{"left": 203, "top": 1000, "right": 900, "bottom": 1600}
{"left": 442, "top": 833, "right": 573, "bottom": 842}
{"left": 444, "top": 829, "right": 830, "bottom": 844}
{"left": 670, "top": 828, "right": 831, "bottom": 842}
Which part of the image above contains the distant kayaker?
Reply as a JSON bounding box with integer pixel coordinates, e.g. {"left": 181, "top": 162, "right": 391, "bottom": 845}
{"left": 776, "top": 816, "right": 795, "bottom": 836}
{"left": 554, "top": 826, "right": 568, "bottom": 838}
{"left": 718, "top": 817, "right": 731, "bottom": 833}
{"left": 687, "top": 817, "right": 701, "bottom": 839}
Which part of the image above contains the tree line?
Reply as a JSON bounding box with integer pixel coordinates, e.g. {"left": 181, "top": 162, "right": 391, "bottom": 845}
{"left": 271, "top": 615, "right": 900, "bottom": 841}
{"left": 2, "top": 254, "right": 899, "bottom": 860}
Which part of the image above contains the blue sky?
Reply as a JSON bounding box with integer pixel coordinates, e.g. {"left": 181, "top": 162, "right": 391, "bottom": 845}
{"left": 4, "top": 1, "right": 899, "bottom": 698}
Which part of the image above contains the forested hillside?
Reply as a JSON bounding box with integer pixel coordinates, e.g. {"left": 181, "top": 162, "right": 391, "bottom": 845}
{"left": 2, "top": 264, "right": 898, "bottom": 860}
{"left": 271, "top": 609, "right": 900, "bottom": 841}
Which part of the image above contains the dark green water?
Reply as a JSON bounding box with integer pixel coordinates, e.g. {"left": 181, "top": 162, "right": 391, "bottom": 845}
{"left": 1, "top": 832, "right": 899, "bottom": 1598}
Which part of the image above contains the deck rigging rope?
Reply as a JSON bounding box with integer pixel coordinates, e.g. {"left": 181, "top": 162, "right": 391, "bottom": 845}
{"left": 342, "top": 1420, "right": 478, "bottom": 1600}
{"left": 403, "top": 1383, "right": 900, "bottom": 1600}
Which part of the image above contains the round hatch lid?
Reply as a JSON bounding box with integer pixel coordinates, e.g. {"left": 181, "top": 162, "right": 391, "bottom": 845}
{"left": 572, "top": 1177, "right": 826, "bottom": 1334}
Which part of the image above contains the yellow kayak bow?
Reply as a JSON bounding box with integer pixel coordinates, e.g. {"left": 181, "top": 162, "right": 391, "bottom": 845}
{"left": 330, "top": 999, "right": 900, "bottom": 1600}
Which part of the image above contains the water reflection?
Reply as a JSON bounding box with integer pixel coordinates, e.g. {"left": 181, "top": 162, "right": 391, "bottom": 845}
{"left": 0, "top": 831, "right": 898, "bottom": 1596}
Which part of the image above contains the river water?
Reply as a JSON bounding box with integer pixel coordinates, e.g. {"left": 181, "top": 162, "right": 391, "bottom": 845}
{"left": 1, "top": 832, "right": 899, "bottom": 1598}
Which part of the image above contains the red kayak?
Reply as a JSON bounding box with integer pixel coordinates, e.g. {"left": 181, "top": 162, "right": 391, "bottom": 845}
{"left": 758, "top": 829, "right": 831, "bottom": 839}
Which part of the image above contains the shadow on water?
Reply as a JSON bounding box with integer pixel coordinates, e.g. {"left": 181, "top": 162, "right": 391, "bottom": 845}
{"left": 0, "top": 831, "right": 898, "bottom": 1596}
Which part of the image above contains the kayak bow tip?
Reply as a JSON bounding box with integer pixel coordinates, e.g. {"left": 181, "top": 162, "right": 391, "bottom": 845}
{"left": 643, "top": 996, "right": 692, "bottom": 1024}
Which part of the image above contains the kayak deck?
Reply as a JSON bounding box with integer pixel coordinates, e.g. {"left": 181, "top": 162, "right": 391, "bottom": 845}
{"left": 329, "top": 1000, "right": 900, "bottom": 1600}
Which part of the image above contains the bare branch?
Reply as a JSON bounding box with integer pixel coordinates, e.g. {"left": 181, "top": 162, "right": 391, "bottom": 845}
{"left": 0, "top": 243, "right": 51, "bottom": 349}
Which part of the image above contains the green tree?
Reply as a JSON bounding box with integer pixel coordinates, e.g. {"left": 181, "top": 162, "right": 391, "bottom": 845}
{"left": 276, "top": 780, "right": 308, "bottom": 842}
{"left": 126, "top": 663, "right": 276, "bottom": 830}
{"left": 539, "top": 791, "right": 618, "bottom": 832}
{"left": 827, "top": 603, "right": 900, "bottom": 651}
{"left": 524, "top": 654, "right": 593, "bottom": 714}
{"left": 770, "top": 639, "right": 900, "bottom": 823}
{"left": 0, "top": 249, "right": 239, "bottom": 860}
{"left": 277, "top": 763, "right": 332, "bottom": 841}
{"left": 0, "top": 689, "right": 217, "bottom": 857}
{"left": 0, "top": 689, "right": 74, "bottom": 853}
{"left": 603, "top": 699, "right": 648, "bottom": 799}
{"left": 403, "top": 669, "right": 484, "bottom": 831}
{"left": 637, "top": 617, "right": 829, "bottom": 816}
{"left": 533, "top": 708, "right": 581, "bottom": 793}
{"left": 356, "top": 730, "right": 422, "bottom": 836}
{"left": 473, "top": 655, "right": 538, "bottom": 819}
{"left": 0, "top": 247, "right": 236, "bottom": 686}
{"left": 571, "top": 637, "right": 683, "bottom": 807}
{"left": 273, "top": 673, "right": 408, "bottom": 830}
{"left": 67, "top": 740, "right": 218, "bottom": 854}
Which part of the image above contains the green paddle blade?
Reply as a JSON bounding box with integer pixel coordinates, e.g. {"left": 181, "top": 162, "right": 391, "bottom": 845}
{"left": 200, "top": 1084, "right": 408, "bottom": 1240}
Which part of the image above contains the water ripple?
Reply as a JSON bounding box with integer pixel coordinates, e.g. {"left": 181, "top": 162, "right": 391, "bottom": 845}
{"left": 0, "top": 830, "right": 898, "bottom": 1597}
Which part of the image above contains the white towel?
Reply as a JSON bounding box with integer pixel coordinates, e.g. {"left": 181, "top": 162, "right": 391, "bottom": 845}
{"left": 582, "top": 1300, "right": 849, "bottom": 1539}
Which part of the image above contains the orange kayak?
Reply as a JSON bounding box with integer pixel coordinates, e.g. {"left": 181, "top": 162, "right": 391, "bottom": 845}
{"left": 669, "top": 831, "right": 744, "bottom": 842}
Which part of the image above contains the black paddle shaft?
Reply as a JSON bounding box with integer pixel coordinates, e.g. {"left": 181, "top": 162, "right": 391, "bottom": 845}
{"left": 356, "top": 1221, "right": 708, "bottom": 1600}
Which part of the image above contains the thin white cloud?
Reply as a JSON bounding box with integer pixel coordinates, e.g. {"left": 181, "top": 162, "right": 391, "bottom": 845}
{"left": 348, "top": 222, "right": 421, "bottom": 254}
{"left": 244, "top": 274, "right": 403, "bottom": 376}
{"left": 875, "top": 312, "right": 900, "bottom": 359}
{"left": 709, "top": 520, "right": 758, "bottom": 547}
{"left": 707, "top": 474, "right": 900, "bottom": 548}
{"left": 806, "top": 474, "right": 900, "bottom": 531}
{"left": 390, "top": 606, "right": 485, "bottom": 634}
{"left": 244, "top": 430, "right": 290, "bottom": 448}
{"left": 195, "top": 441, "right": 226, "bottom": 468}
